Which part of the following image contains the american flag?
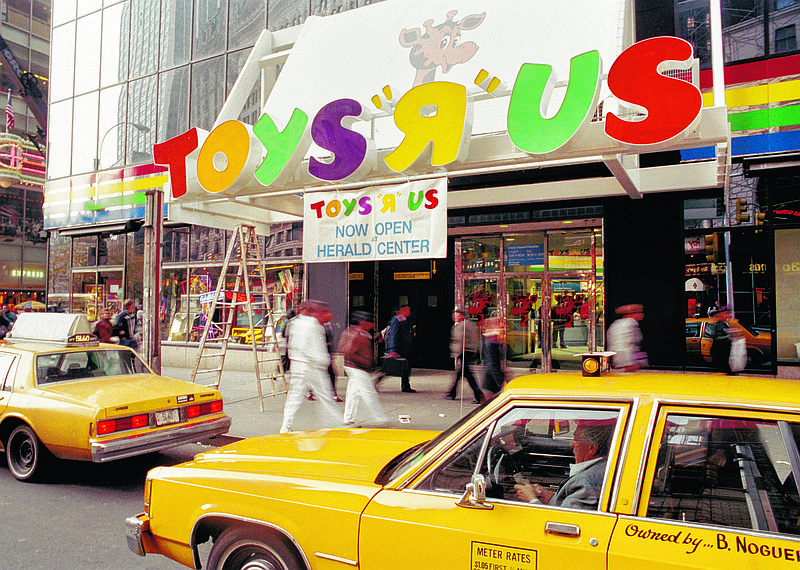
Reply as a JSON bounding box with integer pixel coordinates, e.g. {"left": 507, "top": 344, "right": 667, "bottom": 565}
{"left": 4, "top": 93, "right": 13, "bottom": 131}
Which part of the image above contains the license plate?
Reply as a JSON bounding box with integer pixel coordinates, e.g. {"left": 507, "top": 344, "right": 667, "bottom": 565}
{"left": 155, "top": 408, "right": 180, "bottom": 426}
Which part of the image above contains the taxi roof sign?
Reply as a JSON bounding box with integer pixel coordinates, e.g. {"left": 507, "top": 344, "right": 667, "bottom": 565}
{"left": 7, "top": 313, "right": 95, "bottom": 344}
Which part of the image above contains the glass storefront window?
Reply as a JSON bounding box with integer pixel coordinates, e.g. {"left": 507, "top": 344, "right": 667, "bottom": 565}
{"left": 98, "top": 270, "right": 123, "bottom": 316}
{"left": 72, "top": 271, "right": 97, "bottom": 320}
{"left": 100, "top": 233, "right": 126, "bottom": 265}
{"left": 504, "top": 234, "right": 544, "bottom": 272}
{"left": 776, "top": 228, "right": 800, "bottom": 362}
{"left": 461, "top": 237, "right": 501, "bottom": 274}
{"left": 163, "top": 228, "right": 189, "bottom": 263}
{"left": 548, "top": 231, "right": 596, "bottom": 272}
{"left": 465, "top": 278, "right": 497, "bottom": 326}
{"left": 187, "top": 265, "right": 221, "bottom": 341}
{"left": 125, "top": 227, "right": 145, "bottom": 302}
{"left": 163, "top": 268, "right": 188, "bottom": 341}
{"left": 72, "top": 236, "right": 97, "bottom": 267}
{"left": 190, "top": 226, "right": 226, "bottom": 262}
{"left": 506, "top": 277, "right": 542, "bottom": 366}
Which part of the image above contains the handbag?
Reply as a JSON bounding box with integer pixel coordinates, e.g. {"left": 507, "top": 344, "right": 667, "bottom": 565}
{"left": 381, "top": 356, "right": 409, "bottom": 377}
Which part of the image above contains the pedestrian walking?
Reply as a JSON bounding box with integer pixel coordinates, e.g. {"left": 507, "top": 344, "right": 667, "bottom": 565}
{"left": 607, "top": 304, "right": 647, "bottom": 372}
{"left": 280, "top": 301, "right": 341, "bottom": 433}
{"left": 447, "top": 307, "right": 485, "bottom": 403}
{"left": 481, "top": 316, "right": 506, "bottom": 398}
{"left": 383, "top": 305, "right": 416, "bottom": 392}
{"left": 340, "top": 311, "right": 387, "bottom": 426}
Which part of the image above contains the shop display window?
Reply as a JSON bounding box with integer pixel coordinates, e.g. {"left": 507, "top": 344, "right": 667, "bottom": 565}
{"left": 504, "top": 234, "right": 544, "bottom": 272}
{"left": 547, "top": 231, "right": 597, "bottom": 272}
{"left": 775, "top": 228, "right": 800, "bottom": 362}
{"left": 461, "top": 237, "right": 501, "bottom": 274}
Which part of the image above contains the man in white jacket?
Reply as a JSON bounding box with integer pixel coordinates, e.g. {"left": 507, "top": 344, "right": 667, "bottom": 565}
{"left": 280, "top": 301, "right": 341, "bottom": 433}
{"left": 607, "top": 304, "right": 647, "bottom": 372}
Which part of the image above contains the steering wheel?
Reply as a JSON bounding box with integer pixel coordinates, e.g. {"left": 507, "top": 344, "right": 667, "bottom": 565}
{"left": 485, "top": 443, "right": 519, "bottom": 498}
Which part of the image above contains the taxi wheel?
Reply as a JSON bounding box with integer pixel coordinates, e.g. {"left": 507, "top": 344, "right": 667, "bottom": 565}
{"left": 7, "top": 425, "right": 47, "bottom": 482}
{"left": 207, "top": 527, "right": 303, "bottom": 570}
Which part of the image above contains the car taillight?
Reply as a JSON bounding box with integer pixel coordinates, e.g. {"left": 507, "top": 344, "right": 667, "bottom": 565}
{"left": 187, "top": 400, "right": 223, "bottom": 419}
{"left": 97, "top": 413, "right": 150, "bottom": 435}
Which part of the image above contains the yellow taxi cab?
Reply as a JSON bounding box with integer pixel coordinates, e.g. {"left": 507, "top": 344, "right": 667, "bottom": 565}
{"left": 127, "top": 369, "right": 800, "bottom": 570}
{"left": 686, "top": 317, "right": 772, "bottom": 367}
{"left": 0, "top": 313, "right": 231, "bottom": 481}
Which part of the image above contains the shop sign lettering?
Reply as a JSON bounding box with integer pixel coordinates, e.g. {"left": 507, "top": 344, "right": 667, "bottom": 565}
{"left": 303, "top": 179, "right": 447, "bottom": 262}
{"left": 154, "top": 36, "right": 702, "bottom": 201}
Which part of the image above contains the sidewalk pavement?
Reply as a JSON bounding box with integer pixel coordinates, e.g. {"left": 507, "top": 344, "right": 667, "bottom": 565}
{"left": 162, "top": 366, "right": 493, "bottom": 439}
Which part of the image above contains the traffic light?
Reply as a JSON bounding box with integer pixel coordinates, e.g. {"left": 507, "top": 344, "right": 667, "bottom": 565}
{"left": 704, "top": 233, "right": 719, "bottom": 263}
{"left": 735, "top": 197, "right": 749, "bottom": 224}
{"left": 755, "top": 210, "right": 766, "bottom": 225}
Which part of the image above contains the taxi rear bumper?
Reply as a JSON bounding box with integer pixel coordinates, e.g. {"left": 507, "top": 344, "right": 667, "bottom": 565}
{"left": 125, "top": 514, "right": 149, "bottom": 556}
{"left": 92, "top": 415, "right": 232, "bottom": 462}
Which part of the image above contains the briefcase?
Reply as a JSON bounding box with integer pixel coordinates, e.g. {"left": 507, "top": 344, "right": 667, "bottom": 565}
{"left": 381, "top": 356, "right": 409, "bottom": 377}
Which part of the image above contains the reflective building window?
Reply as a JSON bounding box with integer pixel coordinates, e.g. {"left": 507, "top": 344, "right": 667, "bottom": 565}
{"left": 50, "top": 23, "right": 75, "bottom": 102}
{"left": 193, "top": 0, "right": 228, "bottom": 60}
{"left": 129, "top": 0, "right": 159, "bottom": 80}
{"left": 100, "top": 2, "right": 129, "bottom": 88}
{"left": 160, "top": 0, "right": 193, "bottom": 69}
{"left": 228, "top": 0, "right": 266, "bottom": 52}
{"left": 71, "top": 90, "right": 100, "bottom": 175}
{"left": 268, "top": 0, "right": 309, "bottom": 31}
{"left": 158, "top": 67, "right": 190, "bottom": 142}
{"left": 190, "top": 56, "right": 225, "bottom": 131}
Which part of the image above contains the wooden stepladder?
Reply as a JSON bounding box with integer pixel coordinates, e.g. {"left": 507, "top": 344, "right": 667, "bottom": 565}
{"left": 190, "top": 224, "right": 287, "bottom": 410}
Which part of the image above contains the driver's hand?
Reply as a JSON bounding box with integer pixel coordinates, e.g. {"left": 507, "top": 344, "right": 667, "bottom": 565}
{"left": 514, "top": 482, "right": 554, "bottom": 504}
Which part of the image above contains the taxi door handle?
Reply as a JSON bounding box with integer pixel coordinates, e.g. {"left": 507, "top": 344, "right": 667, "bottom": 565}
{"left": 545, "top": 522, "right": 580, "bottom": 537}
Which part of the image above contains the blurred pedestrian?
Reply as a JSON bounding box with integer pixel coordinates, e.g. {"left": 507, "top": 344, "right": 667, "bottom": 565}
{"left": 93, "top": 308, "right": 116, "bottom": 343}
{"left": 340, "top": 311, "right": 387, "bottom": 426}
{"left": 709, "top": 305, "right": 745, "bottom": 374}
{"left": 481, "top": 317, "right": 506, "bottom": 398}
{"left": 324, "top": 319, "right": 343, "bottom": 402}
{"left": 384, "top": 305, "right": 416, "bottom": 393}
{"left": 280, "top": 301, "right": 341, "bottom": 433}
{"left": 607, "top": 304, "right": 647, "bottom": 372}
{"left": 447, "top": 307, "right": 484, "bottom": 403}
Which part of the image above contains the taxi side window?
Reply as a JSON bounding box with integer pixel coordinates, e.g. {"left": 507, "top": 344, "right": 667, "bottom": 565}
{"left": 647, "top": 414, "right": 800, "bottom": 536}
{"left": 417, "top": 406, "right": 620, "bottom": 512}
{"left": 418, "top": 430, "right": 488, "bottom": 494}
{"left": 0, "top": 352, "right": 17, "bottom": 391}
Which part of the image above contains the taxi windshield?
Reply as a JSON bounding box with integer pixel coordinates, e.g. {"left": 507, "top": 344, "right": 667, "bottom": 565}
{"left": 35, "top": 349, "right": 151, "bottom": 385}
{"left": 376, "top": 400, "right": 489, "bottom": 485}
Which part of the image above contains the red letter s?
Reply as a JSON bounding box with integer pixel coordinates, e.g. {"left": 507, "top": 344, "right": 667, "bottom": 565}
{"left": 605, "top": 37, "right": 702, "bottom": 146}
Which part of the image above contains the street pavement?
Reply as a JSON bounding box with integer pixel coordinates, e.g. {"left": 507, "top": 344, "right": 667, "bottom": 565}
{"left": 161, "top": 365, "right": 496, "bottom": 439}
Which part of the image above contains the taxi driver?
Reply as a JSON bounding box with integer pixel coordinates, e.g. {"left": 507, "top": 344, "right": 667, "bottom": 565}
{"left": 514, "top": 420, "right": 614, "bottom": 510}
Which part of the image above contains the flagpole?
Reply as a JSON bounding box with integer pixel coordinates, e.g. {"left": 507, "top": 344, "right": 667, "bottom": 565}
{"left": 4, "top": 90, "right": 10, "bottom": 133}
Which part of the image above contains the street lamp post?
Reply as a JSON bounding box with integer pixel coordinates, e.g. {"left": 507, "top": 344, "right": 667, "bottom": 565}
{"left": 94, "top": 121, "right": 150, "bottom": 170}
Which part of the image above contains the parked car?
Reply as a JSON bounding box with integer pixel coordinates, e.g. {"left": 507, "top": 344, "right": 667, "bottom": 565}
{"left": 128, "top": 371, "right": 800, "bottom": 570}
{"left": 686, "top": 317, "right": 771, "bottom": 367}
{"left": 0, "top": 313, "right": 231, "bottom": 481}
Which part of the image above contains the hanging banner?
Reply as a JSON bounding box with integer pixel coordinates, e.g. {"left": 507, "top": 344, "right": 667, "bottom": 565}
{"left": 303, "top": 178, "right": 447, "bottom": 262}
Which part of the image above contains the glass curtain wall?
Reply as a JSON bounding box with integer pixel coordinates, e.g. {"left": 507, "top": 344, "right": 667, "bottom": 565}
{"left": 47, "top": 0, "right": 390, "bottom": 180}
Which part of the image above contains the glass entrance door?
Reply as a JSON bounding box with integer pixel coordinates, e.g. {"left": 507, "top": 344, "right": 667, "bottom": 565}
{"left": 549, "top": 277, "right": 591, "bottom": 371}
{"left": 506, "top": 277, "right": 542, "bottom": 369}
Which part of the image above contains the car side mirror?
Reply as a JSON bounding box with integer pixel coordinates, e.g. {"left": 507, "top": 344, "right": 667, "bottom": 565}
{"left": 456, "top": 474, "right": 494, "bottom": 510}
